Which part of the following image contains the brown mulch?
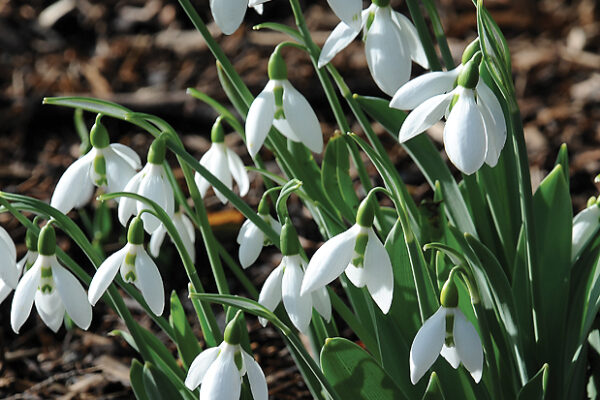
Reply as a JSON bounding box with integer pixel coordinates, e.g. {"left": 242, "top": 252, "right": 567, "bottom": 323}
{"left": 0, "top": 0, "right": 598, "bottom": 398}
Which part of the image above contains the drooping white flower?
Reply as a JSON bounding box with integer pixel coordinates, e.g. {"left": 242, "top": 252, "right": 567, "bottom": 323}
{"left": 11, "top": 225, "right": 92, "bottom": 333}
{"left": 209, "top": 0, "right": 271, "bottom": 35}
{"left": 118, "top": 138, "right": 174, "bottom": 233}
{"left": 246, "top": 51, "right": 323, "bottom": 157}
{"left": 51, "top": 114, "right": 141, "bottom": 214}
{"left": 88, "top": 217, "right": 165, "bottom": 315}
{"left": 301, "top": 197, "right": 394, "bottom": 313}
{"left": 237, "top": 200, "right": 282, "bottom": 269}
{"left": 391, "top": 52, "right": 506, "bottom": 175}
{"left": 185, "top": 312, "right": 268, "bottom": 400}
{"left": 195, "top": 119, "right": 250, "bottom": 204}
{"left": 572, "top": 200, "right": 600, "bottom": 261}
{"left": 0, "top": 225, "right": 19, "bottom": 292}
{"left": 409, "top": 277, "right": 483, "bottom": 384}
{"left": 150, "top": 210, "right": 196, "bottom": 262}
{"left": 318, "top": 2, "right": 428, "bottom": 96}
{"left": 0, "top": 225, "right": 38, "bottom": 304}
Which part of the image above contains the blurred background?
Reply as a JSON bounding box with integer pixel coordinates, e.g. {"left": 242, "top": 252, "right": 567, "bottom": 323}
{"left": 0, "top": 0, "right": 598, "bottom": 398}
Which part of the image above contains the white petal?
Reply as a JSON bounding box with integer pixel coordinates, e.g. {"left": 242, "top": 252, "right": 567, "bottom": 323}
{"left": 118, "top": 170, "right": 144, "bottom": 227}
{"left": 104, "top": 147, "right": 137, "bottom": 194}
{"left": 327, "top": 0, "right": 363, "bottom": 31}
{"left": 573, "top": 205, "right": 600, "bottom": 258}
{"left": 390, "top": 70, "right": 459, "bottom": 110}
{"left": 238, "top": 222, "right": 264, "bottom": 269}
{"left": 364, "top": 229, "right": 394, "bottom": 314}
{"left": 200, "top": 346, "right": 241, "bottom": 400}
{"left": 282, "top": 82, "right": 323, "bottom": 153}
{"left": 174, "top": 214, "right": 196, "bottom": 262}
{"left": 180, "top": 212, "right": 196, "bottom": 244}
{"left": 282, "top": 257, "right": 312, "bottom": 333}
{"left": 227, "top": 150, "right": 250, "bottom": 197}
{"left": 110, "top": 143, "right": 142, "bottom": 170}
{"left": 196, "top": 147, "right": 217, "bottom": 198}
{"left": 479, "top": 100, "right": 503, "bottom": 168}
{"left": 0, "top": 281, "right": 13, "bottom": 305}
{"left": 409, "top": 307, "right": 446, "bottom": 384}
{"left": 135, "top": 249, "right": 165, "bottom": 315}
{"left": 209, "top": 0, "right": 248, "bottom": 35}
{"left": 52, "top": 259, "right": 92, "bottom": 330}
{"left": 318, "top": 21, "right": 362, "bottom": 68}
{"left": 258, "top": 265, "right": 284, "bottom": 326}
{"left": 399, "top": 92, "right": 453, "bottom": 142}
{"left": 444, "top": 89, "right": 486, "bottom": 175}
{"left": 207, "top": 144, "right": 233, "bottom": 204}
{"left": 476, "top": 82, "right": 506, "bottom": 167}
{"left": 301, "top": 225, "right": 360, "bottom": 295}
{"left": 365, "top": 8, "right": 411, "bottom": 96}
{"left": 268, "top": 216, "right": 282, "bottom": 235}
{"left": 345, "top": 262, "right": 367, "bottom": 288}
{"left": 391, "top": 12, "right": 429, "bottom": 68}
{"left": 236, "top": 219, "right": 253, "bottom": 244}
{"left": 50, "top": 152, "right": 95, "bottom": 214}
{"left": 311, "top": 286, "right": 332, "bottom": 322}
{"left": 88, "top": 247, "right": 127, "bottom": 305}
{"left": 242, "top": 351, "right": 268, "bottom": 400}
{"left": 185, "top": 347, "right": 221, "bottom": 389}
{"left": 149, "top": 224, "right": 167, "bottom": 258}
{"left": 35, "top": 290, "right": 64, "bottom": 332}
{"left": 137, "top": 166, "right": 171, "bottom": 232}
{"left": 246, "top": 84, "right": 276, "bottom": 157}
{"left": 453, "top": 309, "right": 484, "bottom": 382}
{"left": 11, "top": 261, "right": 41, "bottom": 333}
{"left": 440, "top": 344, "right": 461, "bottom": 369}
{"left": 0, "top": 239, "right": 18, "bottom": 288}
{"left": 0, "top": 225, "right": 16, "bottom": 261}
{"left": 272, "top": 118, "right": 300, "bottom": 142}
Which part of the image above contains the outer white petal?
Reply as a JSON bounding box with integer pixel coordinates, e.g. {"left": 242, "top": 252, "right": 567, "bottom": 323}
{"left": 0, "top": 226, "right": 16, "bottom": 261}
{"left": 35, "top": 290, "right": 64, "bottom": 332}
{"left": 0, "top": 239, "right": 18, "bottom": 288}
{"left": 364, "top": 228, "right": 394, "bottom": 314}
{"left": 326, "top": 0, "right": 362, "bottom": 31}
{"left": 440, "top": 344, "right": 461, "bottom": 369}
{"left": 196, "top": 146, "right": 218, "bottom": 198}
{"left": 209, "top": 0, "right": 248, "bottom": 35}
{"left": 160, "top": 171, "right": 175, "bottom": 218}
{"left": 52, "top": 259, "right": 92, "bottom": 330}
{"left": 226, "top": 150, "right": 250, "bottom": 197}
{"left": 180, "top": 212, "right": 196, "bottom": 244}
{"left": 258, "top": 265, "right": 284, "bottom": 326}
{"left": 103, "top": 147, "right": 137, "bottom": 194}
{"left": 135, "top": 249, "right": 165, "bottom": 315}
{"left": 365, "top": 8, "right": 411, "bottom": 96}
{"left": 0, "top": 281, "right": 13, "bottom": 304}
{"left": 476, "top": 81, "right": 506, "bottom": 136}
{"left": 88, "top": 247, "right": 127, "bottom": 305}
{"left": 476, "top": 82, "right": 506, "bottom": 167}
{"left": 300, "top": 225, "right": 360, "bottom": 295}
{"left": 109, "top": 143, "right": 142, "bottom": 170}
{"left": 238, "top": 222, "right": 264, "bottom": 269}
{"left": 268, "top": 216, "right": 282, "bottom": 235}
{"left": 311, "top": 286, "right": 332, "bottom": 322}
{"left": 573, "top": 205, "right": 600, "bottom": 259}
{"left": 50, "top": 152, "right": 95, "bottom": 214}
{"left": 318, "top": 21, "right": 362, "bottom": 68}
{"left": 149, "top": 224, "right": 167, "bottom": 258}
{"left": 282, "top": 82, "right": 323, "bottom": 154}
{"left": 118, "top": 170, "right": 144, "bottom": 227}
{"left": 390, "top": 70, "right": 459, "bottom": 110}
{"left": 11, "top": 261, "right": 41, "bottom": 333}
{"left": 242, "top": 351, "right": 268, "bottom": 400}
{"left": 282, "top": 257, "right": 312, "bottom": 333}
{"left": 478, "top": 100, "right": 503, "bottom": 168}
{"left": 174, "top": 214, "right": 196, "bottom": 262}
{"left": 409, "top": 307, "right": 446, "bottom": 384}
{"left": 391, "top": 12, "right": 429, "bottom": 68}
{"left": 453, "top": 309, "right": 484, "bottom": 382}
{"left": 208, "top": 144, "right": 233, "bottom": 204}
{"left": 246, "top": 83, "right": 276, "bottom": 157}
{"left": 272, "top": 118, "right": 300, "bottom": 142}
{"left": 185, "top": 347, "right": 220, "bottom": 389}
{"left": 444, "top": 89, "right": 486, "bottom": 175}
{"left": 200, "top": 345, "right": 241, "bottom": 400}
{"left": 137, "top": 166, "right": 171, "bottom": 232}
{"left": 237, "top": 219, "right": 253, "bottom": 244}
{"left": 399, "top": 92, "right": 453, "bottom": 142}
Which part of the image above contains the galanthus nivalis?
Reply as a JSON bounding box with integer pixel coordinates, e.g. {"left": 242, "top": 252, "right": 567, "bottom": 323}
{"left": 150, "top": 209, "right": 196, "bottom": 262}
{"left": 11, "top": 224, "right": 92, "bottom": 333}
{"left": 237, "top": 197, "right": 281, "bottom": 269}
{"left": 118, "top": 137, "right": 174, "bottom": 233}
{"left": 195, "top": 118, "right": 249, "bottom": 204}
{"left": 245, "top": 51, "right": 323, "bottom": 157}
{"left": 88, "top": 216, "right": 165, "bottom": 315}
{"left": 318, "top": 0, "right": 429, "bottom": 96}
{"left": 0, "top": 224, "right": 38, "bottom": 304}
{"left": 51, "top": 114, "right": 141, "bottom": 214}
{"left": 209, "top": 0, "right": 271, "bottom": 35}
{"left": 572, "top": 196, "right": 600, "bottom": 261}
{"left": 258, "top": 220, "right": 331, "bottom": 333}
{"left": 301, "top": 196, "right": 394, "bottom": 313}
{"left": 185, "top": 312, "right": 268, "bottom": 400}
{"left": 391, "top": 43, "right": 507, "bottom": 175}
{"left": 410, "top": 275, "right": 483, "bottom": 384}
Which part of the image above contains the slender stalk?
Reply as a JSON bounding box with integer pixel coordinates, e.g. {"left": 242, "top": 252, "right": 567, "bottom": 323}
{"left": 421, "top": 0, "right": 455, "bottom": 69}
{"left": 405, "top": 0, "right": 442, "bottom": 71}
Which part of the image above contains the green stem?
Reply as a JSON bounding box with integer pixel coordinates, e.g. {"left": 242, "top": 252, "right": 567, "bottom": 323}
{"left": 405, "top": 0, "right": 442, "bottom": 71}
{"left": 421, "top": 0, "right": 455, "bottom": 69}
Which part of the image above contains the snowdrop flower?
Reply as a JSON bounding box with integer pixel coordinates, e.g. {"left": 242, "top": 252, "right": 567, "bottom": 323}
{"left": 210, "top": 0, "right": 271, "bottom": 35}
{"left": 51, "top": 114, "right": 141, "bottom": 214}
{"left": 0, "top": 225, "right": 18, "bottom": 293}
{"left": 150, "top": 209, "right": 196, "bottom": 262}
{"left": 572, "top": 197, "right": 600, "bottom": 261}
{"left": 118, "top": 137, "right": 174, "bottom": 233}
{"left": 88, "top": 216, "right": 165, "bottom": 315}
{"left": 301, "top": 196, "right": 394, "bottom": 313}
{"left": 246, "top": 51, "right": 323, "bottom": 157}
{"left": 410, "top": 275, "right": 483, "bottom": 384}
{"left": 237, "top": 197, "right": 281, "bottom": 269}
{"left": 258, "top": 220, "right": 331, "bottom": 333}
{"left": 195, "top": 118, "right": 250, "bottom": 204}
{"left": 185, "top": 312, "right": 267, "bottom": 400}
{"left": 0, "top": 225, "right": 38, "bottom": 304}
{"left": 318, "top": 0, "right": 428, "bottom": 96}
{"left": 11, "top": 224, "right": 92, "bottom": 333}
{"left": 391, "top": 45, "right": 507, "bottom": 175}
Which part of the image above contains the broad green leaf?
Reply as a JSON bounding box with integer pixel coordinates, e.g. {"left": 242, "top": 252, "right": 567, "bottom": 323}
{"left": 423, "top": 372, "right": 446, "bottom": 400}
{"left": 320, "top": 337, "right": 407, "bottom": 400}
{"left": 322, "top": 135, "right": 358, "bottom": 222}
{"left": 143, "top": 362, "right": 185, "bottom": 400}
{"left": 517, "top": 364, "right": 548, "bottom": 400}
{"left": 170, "top": 291, "right": 201, "bottom": 370}
{"left": 554, "top": 143, "right": 569, "bottom": 187}
{"left": 130, "top": 359, "right": 150, "bottom": 400}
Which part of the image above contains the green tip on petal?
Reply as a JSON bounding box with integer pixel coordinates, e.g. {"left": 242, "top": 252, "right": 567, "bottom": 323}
{"left": 440, "top": 275, "right": 459, "bottom": 308}
{"left": 457, "top": 53, "right": 481, "bottom": 90}
{"left": 127, "top": 217, "right": 145, "bottom": 245}
{"left": 268, "top": 51, "right": 287, "bottom": 80}
{"left": 211, "top": 118, "right": 225, "bottom": 143}
{"left": 224, "top": 310, "right": 244, "bottom": 345}
{"left": 280, "top": 218, "right": 300, "bottom": 256}
{"left": 356, "top": 197, "right": 375, "bottom": 228}
{"left": 38, "top": 224, "right": 56, "bottom": 256}
{"left": 147, "top": 136, "right": 167, "bottom": 164}
{"left": 461, "top": 38, "right": 481, "bottom": 65}
{"left": 90, "top": 114, "right": 110, "bottom": 149}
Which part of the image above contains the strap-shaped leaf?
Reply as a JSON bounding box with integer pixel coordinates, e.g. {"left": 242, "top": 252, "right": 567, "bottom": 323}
{"left": 170, "top": 291, "right": 201, "bottom": 370}
{"left": 517, "top": 364, "right": 548, "bottom": 400}
{"left": 130, "top": 359, "right": 150, "bottom": 400}
{"left": 322, "top": 135, "right": 358, "bottom": 222}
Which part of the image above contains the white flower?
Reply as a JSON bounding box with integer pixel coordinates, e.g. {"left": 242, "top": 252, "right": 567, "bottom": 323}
{"left": 409, "top": 306, "right": 483, "bottom": 384}
{"left": 150, "top": 210, "right": 196, "bottom": 262}
{"left": 237, "top": 214, "right": 281, "bottom": 269}
{"left": 326, "top": 0, "right": 363, "bottom": 31}
{"left": 0, "top": 226, "right": 19, "bottom": 292}
{"left": 572, "top": 202, "right": 600, "bottom": 261}
{"left": 258, "top": 254, "right": 331, "bottom": 333}
{"left": 300, "top": 224, "right": 394, "bottom": 313}
{"left": 318, "top": 3, "right": 428, "bottom": 96}
{"left": 11, "top": 253, "right": 92, "bottom": 333}
{"left": 195, "top": 144, "right": 249, "bottom": 204}
{"left": 210, "top": 0, "right": 271, "bottom": 35}
{"left": 391, "top": 59, "right": 506, "bottom": 175}
{"left": 185, "top": 341, "right": 268, "bottom": 400}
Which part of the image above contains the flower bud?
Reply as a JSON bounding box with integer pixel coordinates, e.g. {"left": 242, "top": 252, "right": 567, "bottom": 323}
{"left": 440, "top": 275, "right": 459, "bottom": 308}
{"left": 90, "top": 114, "right": 110, "bottom": 149}
{"left": 38, "top": 224, "right": 56, "bottom": 256}
{"left": 211, "top": 119, "right": 225, "bottom": 144}
{"left": 257, "top": 196, "right": 270, "bottom": 216}
{"left": 224, "top": 310, "right": 244, "bottom": 345}
{"left": 147, "top": 137, "right": 167, "bottom": 165}
{"left": 457, "top": 52, "right": 482, "bottom": 90}
{"left": 356, "top": 196, "right": 375, "bottom": 228}
{"left": 280, "top": 218, "right": 300, "bottom": 256}
{"left": 461, "top": 38, "right": 481, "bottom": 65}
{"left": 268, "top": 51, "right": 287, "bottom": 81}
{"left": 127, "top": 217, "right": 145, "bottom": 245}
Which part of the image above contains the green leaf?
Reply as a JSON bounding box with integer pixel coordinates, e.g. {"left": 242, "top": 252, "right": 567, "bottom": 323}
{"left": 554, "top": 143, "right": 569, "bottom": 187}
{"left": 170, "top": 291, "right": 201, "bottom": 370}
{"left": 320, "top": 337, "right": 407, "bottom": 400}
{"left": 422, "top": 372, "right": 446, "bottom": 400}
{"left": 130, "top": 359, "right": 150, "bottom": 400}
{"left": 517, "top": 364, "right": 549, "bottom": 400}
{"left": 322, "top": 135, "right": 358, "bottom": 222}
{"left": 142, "top": 362, "right": 185, "bottom": 400}
{"left": 253, "top": 22, "right": 303, "bottom": 41}
{"left": 216, "top": 62, "right": 249, "bottom": 119}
